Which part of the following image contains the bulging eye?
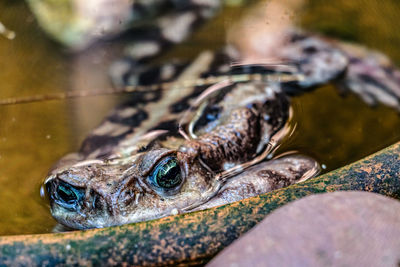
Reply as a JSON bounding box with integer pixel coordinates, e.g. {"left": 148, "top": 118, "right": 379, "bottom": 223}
{"left": 47, "top": 180, "right": 85, "bottom": 210}
{"left": 149, "top": 156, "right": 183, "bottom": 190}
{"left": 57, "top": 184, "right": 79, "bottom": 204}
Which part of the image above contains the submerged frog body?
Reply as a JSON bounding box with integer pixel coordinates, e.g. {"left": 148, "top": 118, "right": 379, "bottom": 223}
{"left": 45, "top": 73, "right": 320, "bottom": 229}
{"left": 44, "top": 7, "right": 400, "bottom": 229}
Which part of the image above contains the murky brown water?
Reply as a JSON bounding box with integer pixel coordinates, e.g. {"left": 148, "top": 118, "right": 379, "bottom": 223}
{"left": 0, "top": 0, "right": 399, "bottom": 235}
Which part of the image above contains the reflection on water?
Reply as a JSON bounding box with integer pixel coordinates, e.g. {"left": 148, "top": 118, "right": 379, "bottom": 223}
{"left": 0, "top": 0, "right": 400, "bottom": 235}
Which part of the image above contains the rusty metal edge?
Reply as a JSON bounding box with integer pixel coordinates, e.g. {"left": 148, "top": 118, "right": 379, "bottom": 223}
{"left": 1, "top": 141, "right": 399, "bottom": 266}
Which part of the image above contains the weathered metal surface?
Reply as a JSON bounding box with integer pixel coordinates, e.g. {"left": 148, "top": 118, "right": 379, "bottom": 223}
{"left": 0, "top": 141, "right": 399, "bottom": 266}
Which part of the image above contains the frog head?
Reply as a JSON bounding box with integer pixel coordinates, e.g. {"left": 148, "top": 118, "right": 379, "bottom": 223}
{"left": 44, "top": 147, "right": 218, "bottom": 229}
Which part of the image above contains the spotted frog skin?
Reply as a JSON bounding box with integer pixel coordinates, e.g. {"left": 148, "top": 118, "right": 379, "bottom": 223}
{"left": 44, "top": 5, "right": 400, "bottom": 230}
{"left": 26, "top": 0, "right": 222, "bottom": 49}
{"left": 45, "top": 66, "right": 320, "bottom": 229}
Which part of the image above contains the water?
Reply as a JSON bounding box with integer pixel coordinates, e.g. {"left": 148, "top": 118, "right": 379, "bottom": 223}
{"left": 0, "top": 0, "right": 399, "bottom": 235}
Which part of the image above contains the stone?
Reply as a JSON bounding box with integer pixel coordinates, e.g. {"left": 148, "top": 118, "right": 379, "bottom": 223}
{"left": 208, "top": 191, "right": 400, "bottom": 266}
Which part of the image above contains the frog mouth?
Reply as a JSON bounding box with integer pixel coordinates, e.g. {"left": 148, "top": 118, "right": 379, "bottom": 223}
{"left": 180, "top": 180, "right": 223, "bottom": 213}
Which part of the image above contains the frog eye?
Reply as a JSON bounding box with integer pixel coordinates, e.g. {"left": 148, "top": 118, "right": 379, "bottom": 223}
{"left": 47, "top": 180, "right": 85, "bottom": 210}
{"left": 149, "top": 156, "right": 183, "bottom": 190}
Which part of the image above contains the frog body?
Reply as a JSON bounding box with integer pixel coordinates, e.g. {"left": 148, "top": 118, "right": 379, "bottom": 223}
{"left": 44, "top": 4, "right": 400, "bottom": 230}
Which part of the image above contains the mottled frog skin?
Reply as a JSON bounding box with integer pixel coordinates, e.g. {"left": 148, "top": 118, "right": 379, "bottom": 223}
{"left": 45, "top": 58, "right": 320, "bottom": 229}
{"left": 26, "top": 0, "right": 222, "bottom": 48}
{"left": 44, "top": 4, "right": 400, "bottom": 230}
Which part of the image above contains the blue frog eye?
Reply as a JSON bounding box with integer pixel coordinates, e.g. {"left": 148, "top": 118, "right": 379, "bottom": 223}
{"left": 49, "top": 180, "right": 85, "bottom": 210}
{"left": 150, "top": 157, "right": 182, "bottom": 190}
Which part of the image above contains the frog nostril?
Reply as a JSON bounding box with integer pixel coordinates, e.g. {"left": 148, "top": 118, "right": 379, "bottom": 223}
{"left": 46, "top": 180, "right": 85, "bottom": 211}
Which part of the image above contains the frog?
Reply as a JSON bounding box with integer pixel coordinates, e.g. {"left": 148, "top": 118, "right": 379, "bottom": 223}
{"left": 44, "top": 52, "right": 321, "bottom": 229}
{"left": 44, "top": 30, "right": 400, "bottom": 230}
{"left": 42, "top": 0, "right": 400, "bottom": 229}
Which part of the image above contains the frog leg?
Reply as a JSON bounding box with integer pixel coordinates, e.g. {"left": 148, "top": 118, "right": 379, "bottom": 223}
{"left": 275, "top": 30, "right": 349, "bottom": 94}
{"left": 272, "top": 30, "right": 400, "bottom": 110}
{"left": 334, "top": 42, "right": 400, "bottom": 110}
{"left": 191, "top": 154, "right": 320, "bottom": 211}
{"left": 180, "top": 80, "right": 291, "bottom": 172}
{"left": 110, "top": 0, "right": 221, "bottom": 87}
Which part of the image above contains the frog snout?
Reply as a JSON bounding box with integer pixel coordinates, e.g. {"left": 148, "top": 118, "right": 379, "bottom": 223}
{"left": 46, "top": 179, "right": 86, "bottom": 212}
